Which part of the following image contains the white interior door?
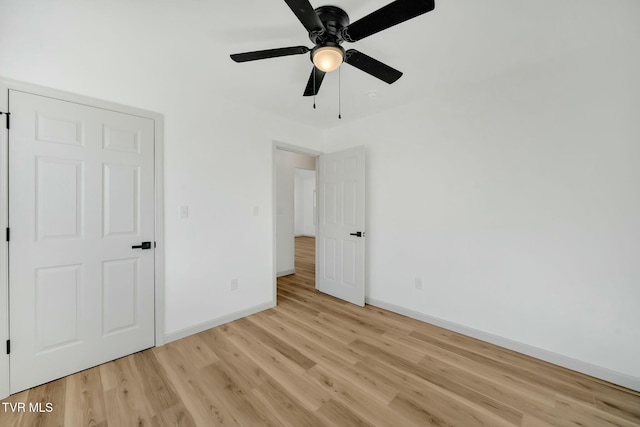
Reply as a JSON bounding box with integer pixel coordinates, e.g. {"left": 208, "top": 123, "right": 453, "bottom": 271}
{"left": 9, "top": 90, "right": 156, "bottom": 393}
{"left": 317, "top": 146, "right": 365, "bottom": 306}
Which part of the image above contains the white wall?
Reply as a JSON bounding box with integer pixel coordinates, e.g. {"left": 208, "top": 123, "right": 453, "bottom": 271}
{"left": 294, "top": 169, "right": 316, "bottom": 237}
{"left": 0, "top": 0, "right": 323, "bottom": 345}
{"left": 294, "top": 172, "right": 305, "bottom": 237}
{"left": 276, "top": 152, "right": 315, "bottom": 275}
{"left": 323, "top": 8, "right": 640, "bottom": 387}
{"left": 302, "top": 174, "right": 316, "bottom": 237}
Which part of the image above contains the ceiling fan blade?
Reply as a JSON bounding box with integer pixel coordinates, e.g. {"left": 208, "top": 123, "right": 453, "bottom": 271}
{"left": 303, "top": 66, "right": 326, "bottom": 96}
{"left": 342, "top": 0, "right": 435, "bottom": 42}
{"left": 344, "top": 49, "right": 402, "bottom": 84}
{"left": 230, "top": 46, "right": 310, "bottom": 63}
{"left": 284, "top": 0, "right": 326, "bottom": 34}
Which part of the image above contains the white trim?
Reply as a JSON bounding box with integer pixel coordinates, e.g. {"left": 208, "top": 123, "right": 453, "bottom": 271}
{"left": 366, "top": 297, "right": 640, "bottom": 392}
{"left": 314, "top": 157, "right": 319, "bottom": 291}
{"left": 153, "top": 113, "right": 166, "bottom": 347}
{"left": 0, "top": 77, "right": 165, "bottom": 398}
{"left": 277, "top": 269, "right": 295, "bottom": 277}
{"left": 0, "top": 80, "right": 10, "bottom": 400}
{"left": 164, "top": 301, "right": 275, "bottom": 343}
{"left": 272, "top": 141, "right": 322, "bottom": 306}
{"left": 274, "top": 141, "right": 323, "bottom": 157}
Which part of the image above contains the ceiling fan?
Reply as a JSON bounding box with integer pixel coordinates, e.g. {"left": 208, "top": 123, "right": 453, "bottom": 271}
{"left": 230, "top": 0, "right": 436, "bottom": 97}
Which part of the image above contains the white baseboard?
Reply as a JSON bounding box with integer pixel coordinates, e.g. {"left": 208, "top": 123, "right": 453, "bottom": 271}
{"left": 277, "top": 269, "right": 295, "bottom": 277}
{"left": 164, "top": 300, "right": 275, "bottom": 344}
{"left": 366, "top": 297, "right": 640, "bottom": 392}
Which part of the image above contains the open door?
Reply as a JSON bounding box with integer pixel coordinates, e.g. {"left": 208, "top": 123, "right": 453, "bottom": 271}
{"left": 317, "top": 146, "right": 365, "bottom": 306}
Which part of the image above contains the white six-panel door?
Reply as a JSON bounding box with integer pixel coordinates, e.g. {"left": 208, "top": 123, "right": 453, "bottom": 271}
{"left": 317, "top": 146, "right": 366, "bottom": 306}
{"left": 9, "top": 90, "right": 156, "bottom": 393}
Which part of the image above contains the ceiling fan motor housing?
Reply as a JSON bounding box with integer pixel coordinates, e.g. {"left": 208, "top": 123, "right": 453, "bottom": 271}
{"left": 309, "top": 6, "right": 350, "bottom": 45}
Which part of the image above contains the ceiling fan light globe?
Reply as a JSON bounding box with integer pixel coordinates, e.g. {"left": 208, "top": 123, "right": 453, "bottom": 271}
{"left": 313, "top": 46, "right": 344, "bottom": 72}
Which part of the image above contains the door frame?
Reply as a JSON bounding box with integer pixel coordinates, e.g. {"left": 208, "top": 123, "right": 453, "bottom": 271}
{"left": 0, "top": 77, "right": 166, "bottom": 399}
{"left": 272, "top": 141, "right": 322, "bottom": 304}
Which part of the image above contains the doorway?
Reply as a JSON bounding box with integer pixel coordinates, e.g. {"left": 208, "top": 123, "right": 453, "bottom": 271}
{"left": 275, "top": 147, "right": 318, "bottom": 278}
{"left": 273, "top": 143, "right": 320, "bottom": 305}
{"left": 293, "top": 168, "right": 317, "bottom": 287}
{"left": 272, "top": 142, "right": 367, "bottom": 307}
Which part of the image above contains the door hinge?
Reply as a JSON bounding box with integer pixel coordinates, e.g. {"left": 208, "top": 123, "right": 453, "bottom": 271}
{"left": 0, "top": 111, "right": 9, "bottom": 129}
{"left": 6, "top": 340, "right": 9, "bottom": 355}
{"left": 5, "top": 227, "right": 9, "bottom": 242}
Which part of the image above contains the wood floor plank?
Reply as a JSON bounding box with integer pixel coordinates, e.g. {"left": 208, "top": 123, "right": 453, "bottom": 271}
{"left": 98, "top": 360, "right": 120, "bottom": 394}
{"left": 554, "top": 394, "right": 639, "bottom": 427}
{"left": 234, "top": 317, "right": 317, "bottom": 371}
{"left": 149, "top": 403, "right": 198, "bottom": 427}
{"left": 315, "top": 399, "right": 376, "bottom": 427}
{"left": 276, "top": 293, "right": 321, "bottom": 316}
{"left": 253, "top": 310, "right": 357, "bottom": 369}
{"left": 251, "top": 378, "right": 324, "bottom": 427}
{"left": 409, "top": 329, "right": 596, "bottom": 404}
{"left": 152, "top": 341, "right": 240, "bottom": 427}
{"left": 314, "top": 357, "right": 400, "bottom": 405}
{"left": 397, "top": 331, "right": 559, "bottom": 407}
{"left": 358, "top": 353, "right": 525, "bottom": 426}
{"left": 521, "top": 414, "right": 557, "bottom": 427}
{"left": 267, "top": 310, "right": 368, "bottom": 361}
{"left": 307, "top": 364, "right": 421, "bottom": 427}
{"left": 318, "top": 296, "right": 415, "bottom": 336}
{"left": 414, "top": 355, "right": 526, "bottom": 425}
{"left": 390, "top": 388, "right": 518, "bottom": 427}
{"left": 357, "top": 331, "right": 427, "bottom": 364}
{"left": 102, "top": 356, "right": 155, "bottom": 427}
{"left": 64, "top": 368, "right": 107, "bottom": 427}
{"left": 199, "top": 327, "right": 268, "bottom": 390}
{"left": 420, "top": 322, "right": 616, "bottom": 399}
{"left": 224, "top": 321, "right": 331, "bottom": 411}
{"left": 196, "top": 362, "right": 280, "bottom": 427}
{"left": 595, "top": 390, "right": 640, "bottom": 424}
{"left": 273, "top": 303, "right": 361, "bottom": 346}
{"left": 131, "top": 350, "right": 180, "bottom": 416}
{"left": 173, "top": 333, "right": 222, "bottom": 369}
{"left": 18, "top": 380, "right": 66, "bottom": 427}
{"left": 2, "top": 236, "right": 639, "bottom": 426}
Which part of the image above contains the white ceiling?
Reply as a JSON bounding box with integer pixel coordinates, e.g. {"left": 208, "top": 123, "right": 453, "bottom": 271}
{"left": 172, "top": 0, "right": 635, "bottom": 130}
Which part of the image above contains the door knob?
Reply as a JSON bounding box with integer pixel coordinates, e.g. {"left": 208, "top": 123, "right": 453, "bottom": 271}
{"left": 349, "top": 232, "right": 364, "bottom": 237}
{"left": 132, "top": 242, "right": 152, "bottom": 249}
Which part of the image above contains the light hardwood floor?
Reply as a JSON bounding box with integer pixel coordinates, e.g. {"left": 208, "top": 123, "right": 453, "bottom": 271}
{"left": 2, "top": 236, "right": 639, "bottom": 426}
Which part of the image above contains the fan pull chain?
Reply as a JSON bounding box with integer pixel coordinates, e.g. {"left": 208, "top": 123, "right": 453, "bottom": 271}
{"left": 338, "top": 66, "right": 342, "bottom": 119}
{"left": 313, "top": 67, "right": 316, "bottom": 109}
